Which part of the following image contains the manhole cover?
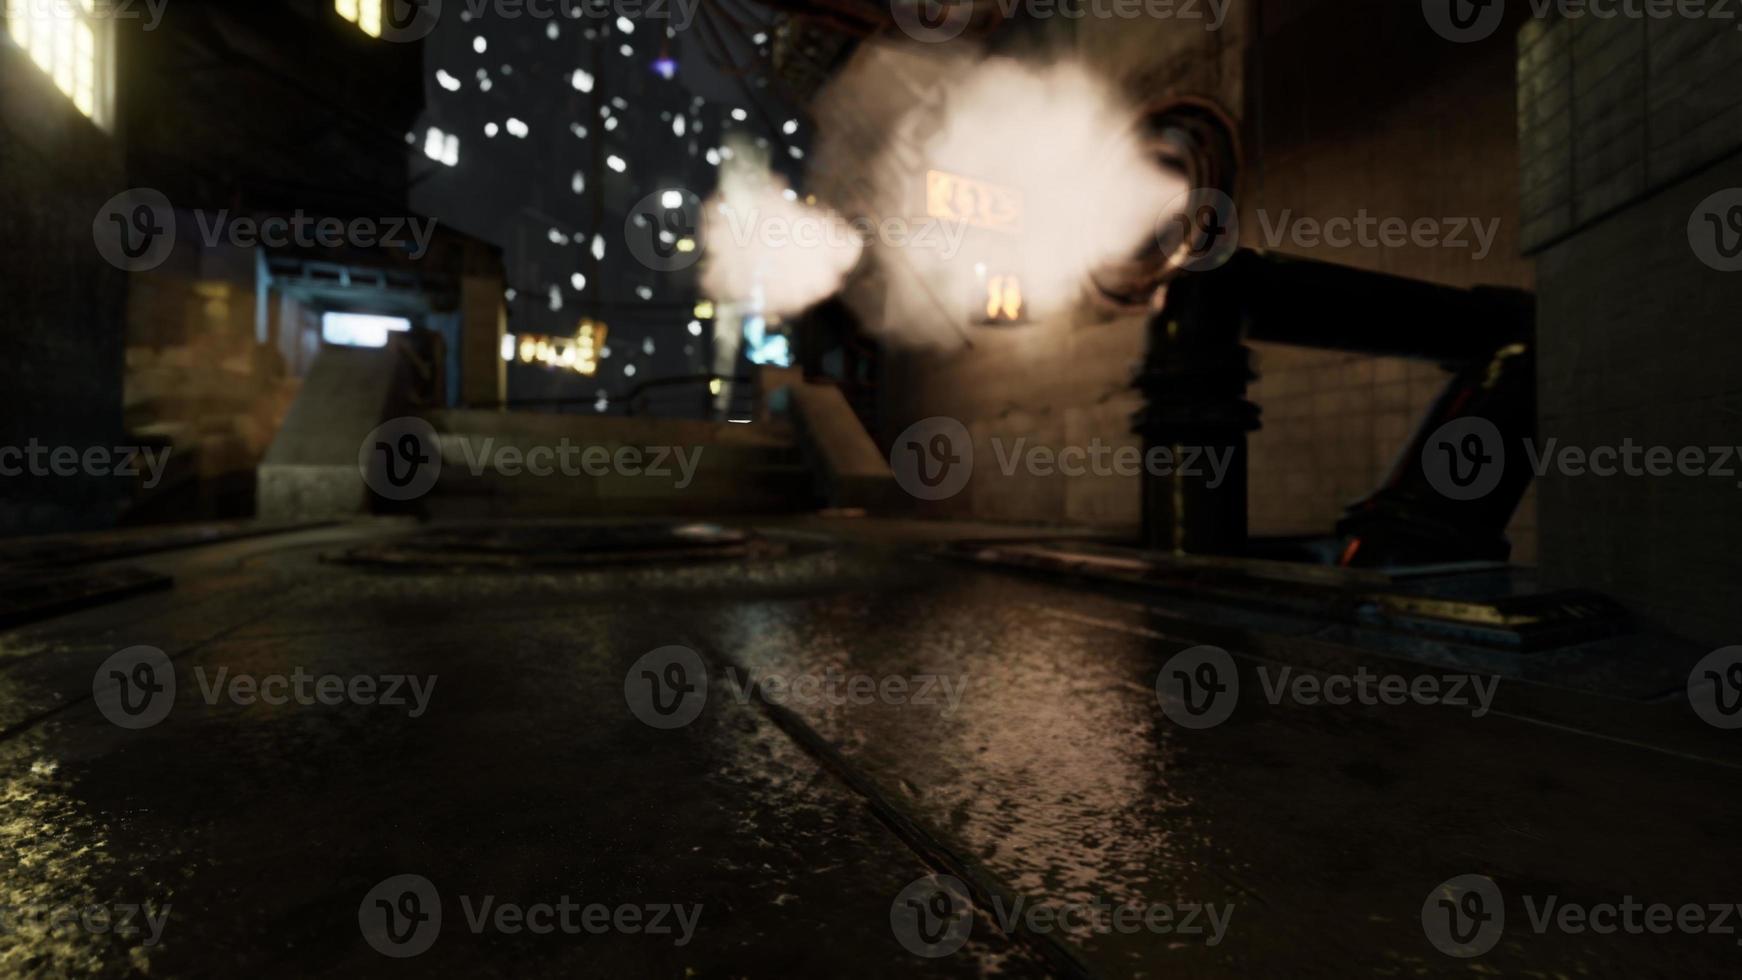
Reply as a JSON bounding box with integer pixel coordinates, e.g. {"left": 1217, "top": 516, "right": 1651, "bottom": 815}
{"left": 326, "top": 522, "right": 769, "bottom": 570}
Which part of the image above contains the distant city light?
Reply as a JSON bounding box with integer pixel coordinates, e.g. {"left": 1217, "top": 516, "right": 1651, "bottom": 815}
{"left": 652, "top": 57, "right": 676, "bottom": 80}
{"left": 322, "top": 312, "right": 410, "bottom": 349}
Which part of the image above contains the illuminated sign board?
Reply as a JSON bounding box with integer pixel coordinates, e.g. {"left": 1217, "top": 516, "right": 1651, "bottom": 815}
{"left": 926, "top": 170, "right": 1022, "bottom": 235}
{"left": 505, "top": 319, "right": 607, "bottom": 376}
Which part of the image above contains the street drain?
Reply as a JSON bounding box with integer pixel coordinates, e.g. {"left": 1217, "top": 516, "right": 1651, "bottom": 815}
{"left": 325, "top": 522, "right": 776, "bottom": 571}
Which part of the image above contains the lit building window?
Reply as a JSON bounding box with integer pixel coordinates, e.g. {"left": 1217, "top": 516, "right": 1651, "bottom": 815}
{"left": 5, "top": 0, "right": 113, "bottom": 125}
{"left": 322, "top": 312, "right": 412, "bottom": 348}
{"left": 423, "top": 126, "right": 459, "bottom": 167}
{"left": 335, "top": 0, "right": 384, "bottom": 38}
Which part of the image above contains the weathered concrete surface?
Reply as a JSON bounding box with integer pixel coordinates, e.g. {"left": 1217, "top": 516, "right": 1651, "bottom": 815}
{"left": 0, "top": 518, "right": 1734, "bottom": 977}
{"left": 256, "top": 347, "right": 414, "bottom": 522}
{"left": 787, "top": 383, "right": 898, "bottom": 510}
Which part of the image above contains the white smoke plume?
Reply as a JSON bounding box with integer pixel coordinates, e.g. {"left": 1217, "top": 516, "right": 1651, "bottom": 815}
{"left": 699, "top": 140, "right": 865, "bottom": 319}
{"left": 697, "top": 43, "right": 1182, "bottom": 349}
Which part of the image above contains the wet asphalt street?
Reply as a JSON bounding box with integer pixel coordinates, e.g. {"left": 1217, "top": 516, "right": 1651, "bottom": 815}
{"left": 0, "top": 518, "right": 1736, "bottom": 977}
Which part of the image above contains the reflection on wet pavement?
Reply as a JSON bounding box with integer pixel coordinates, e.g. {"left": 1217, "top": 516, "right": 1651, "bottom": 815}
{"left": 0, "top": 521, "right": 1734, "bottom": 977}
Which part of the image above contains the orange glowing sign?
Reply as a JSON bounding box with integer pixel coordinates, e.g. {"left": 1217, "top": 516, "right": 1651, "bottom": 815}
{"left": 926, "top": 170, "right": 1022, "bottom": 234}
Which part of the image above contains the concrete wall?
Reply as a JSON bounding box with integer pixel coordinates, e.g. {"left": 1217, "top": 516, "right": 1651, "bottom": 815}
{"left": 1522, "top": 14, "right": 1742, "bottom": 644}
{"left": 0, "top": 38, "right": 129, "bottom": 536}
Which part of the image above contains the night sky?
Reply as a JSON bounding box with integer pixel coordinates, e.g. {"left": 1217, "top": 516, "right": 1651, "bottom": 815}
{"left": 406, "top": 0, "right": 811, "bottom": 413}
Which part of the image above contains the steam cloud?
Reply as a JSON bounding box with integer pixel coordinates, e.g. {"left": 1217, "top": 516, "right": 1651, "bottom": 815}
{"left": 698, "top": 43, "right": 1183, "bottom": 349}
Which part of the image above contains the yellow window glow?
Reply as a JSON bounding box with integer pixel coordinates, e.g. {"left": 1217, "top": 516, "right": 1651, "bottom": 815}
{"left": 5, "top": 0, "right": 109, "bottom": 125}
{"left": 359, "top": 0, "right": 382, "bottom": 37}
